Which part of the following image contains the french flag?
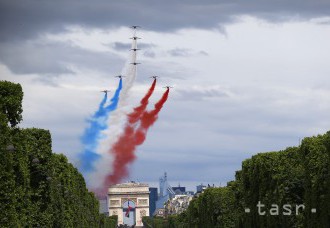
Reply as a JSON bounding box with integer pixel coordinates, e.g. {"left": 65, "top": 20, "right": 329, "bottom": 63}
{"left": 125, "top": 202, "right": 132, "bottom": 218}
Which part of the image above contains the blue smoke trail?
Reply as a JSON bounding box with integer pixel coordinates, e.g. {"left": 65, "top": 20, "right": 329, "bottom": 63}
{"left": 106, "top": 78, "right": 123, "bottom": 112}
{"left": 79, "top": 79, "right": 123, "bottom": 174}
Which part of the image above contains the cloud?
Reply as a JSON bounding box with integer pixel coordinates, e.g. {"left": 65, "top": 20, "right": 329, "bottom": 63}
{"left": 0, "top": 39, "right": 124, "bottom": 77}
{"left": 131, "top": 149, "right": 245, "bottom": 183}
{"left": 143, "top": 50, "right": 156, "bottom": 58}
{"left": 138, "top": 43, "right": 158, "bottom": 49}
{"left": 199, "top": 51, "right": 209, "bottom": 56}
{"left": 168, "top": 48, "right": 192, "bottom": 57}
{"left": 168, "top": 48, "right": 209, "bottom": 57}
{"left": 111, "top": 42, "right": 131, "bottom": 51}
{"left": 109, "top": 42, "right": 157, "bottom": 52}
{"left": 1, "top": 0, "right": 330, "bottom": 41}
{"left": 175, "top": 85, "right": 230, "bottom": 100}
{"left": 0, "top": 40, "right": 74, "bottom": 75}
{"left": 122, "top": 82, "right": 330, "bottom": 184}
{"left": 310, "top": 17, "right": 330, "bottom": 25}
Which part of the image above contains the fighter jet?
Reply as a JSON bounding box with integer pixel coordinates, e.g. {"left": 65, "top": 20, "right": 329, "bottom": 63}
{"left": 163, "top": 86, "right": 173, "bottom": 89}
{"left": 131, "top": 48, "right": 140, "bottom": 51}
{"left": 130, "top": 62, "right": 141, "bottom": 65}
{"left": 101, "top": 90, "right": 111, "bottom": 94}
{"left": 150, "top": 76, "right": 159, "bottom": 79}
{"left": 115, "top": 75, "right": 125, "bottom": 79}
{"left": 130, "top": 25, "right": 141, "bottom": 29}
{"left": 130, "top": 36, "right": 141, "bottom": 40}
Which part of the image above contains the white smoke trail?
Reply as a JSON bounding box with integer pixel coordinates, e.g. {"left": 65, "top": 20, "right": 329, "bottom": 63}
{"left": 87, "top": 32, "right": 139, "bottom": 189}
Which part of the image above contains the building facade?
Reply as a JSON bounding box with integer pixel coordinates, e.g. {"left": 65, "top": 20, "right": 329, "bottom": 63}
{"left": 149, "top": 187, "right": 158, "bottom": 216}
{"left": 165, "top": 194, "right": 193, "bottom": 216}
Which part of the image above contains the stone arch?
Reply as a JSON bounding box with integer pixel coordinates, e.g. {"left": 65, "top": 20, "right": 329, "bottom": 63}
{"left": 108, "top": 182, "right": 150, "bottom": 227}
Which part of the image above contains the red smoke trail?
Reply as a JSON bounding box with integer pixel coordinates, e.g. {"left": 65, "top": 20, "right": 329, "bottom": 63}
{"left": 102, "top": 88, "right": 170, "bottom": 189}
{"left": 128, "top": 79, "right": 156, "bottom": 124}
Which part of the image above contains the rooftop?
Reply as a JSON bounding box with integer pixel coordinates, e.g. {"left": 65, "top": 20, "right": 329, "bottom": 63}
{"left": 109, "top": 181, "right": 149, "bottom": 188}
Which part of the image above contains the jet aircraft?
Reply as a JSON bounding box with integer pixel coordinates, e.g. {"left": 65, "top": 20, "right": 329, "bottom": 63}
{"left": 115, "top": 75, "right": 125, "bottom": 79}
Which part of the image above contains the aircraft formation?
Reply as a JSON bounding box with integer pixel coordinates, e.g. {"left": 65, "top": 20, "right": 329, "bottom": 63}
{"left": 81, "top": 25, "right": 172, "bottom": 195}
{"left": 100, "top": 26, "right": 172, "bottom": 94}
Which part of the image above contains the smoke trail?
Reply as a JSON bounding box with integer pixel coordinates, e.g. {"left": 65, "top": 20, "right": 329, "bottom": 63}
{"left": 79, "top": 93, "right": 107, "bottom": 173}
{"left": 100, "top": 88, "right": 170, "bottom": 191}
{"left": 79, "top": 79, "right": 122, "bottom": 174}
{"left": 128, "top": 78, "right": 156, "bottom": 124}
{"left": 88, "top": 36, "right": 139, "bottom": 189}
{"left": 105, "top": 79, "right": 123, "bottom": 112}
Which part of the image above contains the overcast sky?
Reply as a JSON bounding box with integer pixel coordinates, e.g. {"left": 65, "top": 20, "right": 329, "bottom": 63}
{"left": 1, "top": 0, "right": 330, "bottom": 191}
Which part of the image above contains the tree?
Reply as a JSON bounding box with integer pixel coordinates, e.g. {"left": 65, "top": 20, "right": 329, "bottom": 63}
{"left": 0, "top": 80, "right": 107, "bottom": 227}
{"left": 0, "top": 81, "right": 23, "bottom": 127}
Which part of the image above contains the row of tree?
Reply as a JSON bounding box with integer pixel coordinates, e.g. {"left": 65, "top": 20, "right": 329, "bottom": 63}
{"left": 0, "top": 81, "right": 117, "bottom": 227}
{"left": 144, "top": 133, "right": 330, "bottom": 227}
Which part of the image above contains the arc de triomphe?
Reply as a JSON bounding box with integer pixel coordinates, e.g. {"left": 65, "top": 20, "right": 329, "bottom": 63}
{"left": 108, "top": 182, "right": 150, "bottom": 227}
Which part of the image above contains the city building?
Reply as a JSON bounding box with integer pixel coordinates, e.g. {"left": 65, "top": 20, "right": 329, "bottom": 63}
{"left": 196, "top": 184, "right": 207, "bottom": 193}
{"left": 172, "top": 186, "right": 186, "bottom": 195}
{"left": 149, "top": 187, "right": 158, "bottom": 216}
{"left": 165, "top": 194, "right": 193, "bottom": 216}
{"left": 185, "top": 191, "right": 195, "bottom": 196}
{"left": 153, "top": 173, "right": 194, "bottom": 217}
{"left": 155, "top": 172, "right": 175, "bottom": 211}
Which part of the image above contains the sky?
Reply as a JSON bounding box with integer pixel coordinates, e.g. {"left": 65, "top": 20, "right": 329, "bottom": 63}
{"left": 1, "top": 0, "right": 330, "bottom": 191}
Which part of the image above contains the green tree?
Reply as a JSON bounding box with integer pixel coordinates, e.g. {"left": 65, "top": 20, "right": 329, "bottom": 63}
{"left": 0, "top": 80, "right": 110, "bottom": 227}
{"left": 0, "top": 81, "right": 23, "bottom": 127}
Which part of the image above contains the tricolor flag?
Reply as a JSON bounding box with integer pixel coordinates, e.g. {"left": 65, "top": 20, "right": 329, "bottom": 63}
{"left": 125, "top": 201, "right": 132, "bottom": 218}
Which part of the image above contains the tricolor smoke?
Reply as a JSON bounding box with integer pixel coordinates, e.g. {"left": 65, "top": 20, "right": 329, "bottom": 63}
{"left": 87, "top": 34, "right": 139, "bottom": 189}
{"left": 79, "top": 79, "right": 122, "bottom": 175}
{"left": 80, "top": 28, "right": 170, "bottom": 195}
{"left": 101, "top": 87, "right": 170, "bottom": 191}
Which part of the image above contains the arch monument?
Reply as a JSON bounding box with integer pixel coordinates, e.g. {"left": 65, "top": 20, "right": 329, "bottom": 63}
{"left": 108, "top": 182, "right": 150, "bottom": 227}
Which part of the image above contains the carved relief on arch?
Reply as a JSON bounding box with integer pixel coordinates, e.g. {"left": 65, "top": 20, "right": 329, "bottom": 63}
{"left": 112, "top": 210, "right": 118, "bottom": 216}
{"left": 110, "top": 200, "right": 120, "bottom": 206}
{"left": 121, "top": 198, "right": 137, "bottom": 207}
{"left": 140, "top": 209, "right": 146, "bottom": 217}
{"left": 138, "top": 199, "right": 148, "bottom": 206}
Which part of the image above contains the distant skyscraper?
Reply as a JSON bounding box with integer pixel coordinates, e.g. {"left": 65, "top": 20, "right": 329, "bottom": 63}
{"left": 172, "top": 186, "right": 186, "bottom": 195}
{"left": 156, "top": 172, "right": 175, "bottom": 209}
{"left": 149, "top": 187, "right": 158, "bottom": 216}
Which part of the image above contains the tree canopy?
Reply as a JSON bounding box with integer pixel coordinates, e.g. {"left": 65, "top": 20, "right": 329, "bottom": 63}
{"left": 0, "top": 81, "right": 116, "bottom": 227}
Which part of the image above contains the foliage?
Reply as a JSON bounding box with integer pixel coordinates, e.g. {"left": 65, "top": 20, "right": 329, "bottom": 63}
{"left": 142, "top": 216, "right": 169, "bottom": 228}
{"left": 173, "top": 187, "right": 237, "bottom": 228}
{"left": 168, "top": 134, "right": 330, "bottom": 227}
{"left": 0, "top": 81, "right": 23, "bottom": 127}
{"left": 0, "top": 80, "right": 110, "bottom": 227}
{"left": 100, "top": 214, "right": 118, "bottom": 228}
{"left": 300, "top": 133, "right": 330, "bottom": 228}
